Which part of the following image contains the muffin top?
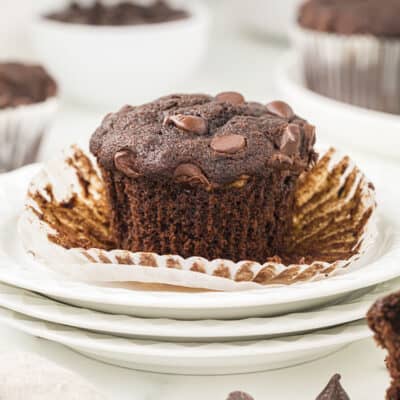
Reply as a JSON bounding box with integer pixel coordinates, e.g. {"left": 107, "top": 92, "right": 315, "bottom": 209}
{"left": 298, "top": 0, "right": 400, "bottom": 36}
{"left": 0, "top": 63, "right": 57, "bottom": 109}
{"left": 46, "top": 1, "right": 188, "bottom": 26}
{"left": 90, "top": 93, "right": 317, "bottom": 187}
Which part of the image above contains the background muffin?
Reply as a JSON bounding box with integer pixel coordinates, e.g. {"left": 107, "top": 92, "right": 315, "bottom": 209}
{"left": 90, "top": 93, "right": 317, "bottom": 263}
{"left": 295, "top": 0, "right": 400, "bottom": 114}
{"left": 0, "top": 62, "right": 58, "bottom": 171}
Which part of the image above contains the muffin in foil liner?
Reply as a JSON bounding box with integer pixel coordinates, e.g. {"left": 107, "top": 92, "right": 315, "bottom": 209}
{"left": 292, "top": 26, "right": 400, "bottom": 114}
{"left": 0, "top": 98, "right": 58, "bottom": 172}
{"left": 18, "top": 144, "right": 377, "bottom": 291}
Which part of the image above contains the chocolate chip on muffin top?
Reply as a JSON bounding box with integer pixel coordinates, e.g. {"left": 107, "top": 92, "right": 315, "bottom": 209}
{"left": 0, "top": 63, "right": 57, "bottom": 109}
{"left": 90, "top": 93, "right": 317, "bottom": 187}
{"left": 298, "top": 0, "right": 400, "bottom": 36}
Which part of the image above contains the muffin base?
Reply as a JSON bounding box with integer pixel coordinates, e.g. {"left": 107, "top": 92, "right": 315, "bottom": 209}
{"left": 102, "top": 169, "right": 300, "bottom": 264}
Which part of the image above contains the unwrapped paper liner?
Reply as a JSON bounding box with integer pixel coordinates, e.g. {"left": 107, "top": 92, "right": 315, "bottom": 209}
{"left": 18, "top": 145, "right": 377, "bottom": 291}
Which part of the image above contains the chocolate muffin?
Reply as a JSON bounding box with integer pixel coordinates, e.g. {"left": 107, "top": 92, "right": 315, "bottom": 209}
{"left": 0, "top": 62, "right": 57, "bottom": 109}
{"left": 46, "top": 1, "right": 188, "bottom": 26}
{"left": 368, "top": 292, "right": 400, "bottom": 399}
{"left": 295, "top": 0, "right": 400, "bottom": 114}
{"left": 90, "top": 93, "right": 317, "bottom": 263}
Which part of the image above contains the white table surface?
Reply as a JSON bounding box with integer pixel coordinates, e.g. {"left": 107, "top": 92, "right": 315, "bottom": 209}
{"left": 0, "top": 3, "right": 396, "bottom": 398}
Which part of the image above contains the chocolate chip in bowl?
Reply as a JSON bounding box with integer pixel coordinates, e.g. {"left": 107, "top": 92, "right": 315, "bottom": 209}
{"left": 0, "top": 62, "right": 58, "bottom": 171}
{"left": 19, "top": 92, "right": 377, "bottom": 291}
{"left": 32, "top": 1, "right": 209, "bottom": 109}
{"left": 45, "top": 1, "right": 189, "bottom": 26}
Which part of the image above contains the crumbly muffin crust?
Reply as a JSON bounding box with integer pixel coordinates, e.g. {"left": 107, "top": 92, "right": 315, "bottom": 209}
{"left": 90, "top": 93, "right": 316, "bottom": 187}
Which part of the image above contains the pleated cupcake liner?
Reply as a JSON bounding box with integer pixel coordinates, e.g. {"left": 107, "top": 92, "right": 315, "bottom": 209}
{"left": 0, "top": 97, "right": 58, "bottom": 172}
{"left": 18, "top": 144, "right": 377, "bottom": 291}
{"left": 292, "top": 26, "right": 400, "bottom": 114}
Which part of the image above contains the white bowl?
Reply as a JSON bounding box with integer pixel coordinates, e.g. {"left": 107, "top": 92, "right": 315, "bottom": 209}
{"left": 31, "top": 2, "right": 209, "bottom": 110}
{"left": 231, "top": 0, "right": 302, "bottom": 40}
{"left": 277, "top": 55, "right": 400, "bottom": 160}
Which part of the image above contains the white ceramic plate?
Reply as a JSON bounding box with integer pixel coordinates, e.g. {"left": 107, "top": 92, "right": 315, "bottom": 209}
{"left": 277, "top": 54, "right": 400, "bottom": 160}
{"left": 0, "top": 277, "right": 397, "bottom": 342}
{"left": 1, "top": 165, "right": 400, "bottom": 320}
{"left": 0, "top": 305, "right": 371, "bottom": 375}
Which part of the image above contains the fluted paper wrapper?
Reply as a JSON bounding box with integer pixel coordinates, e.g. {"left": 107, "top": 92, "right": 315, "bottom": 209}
{"left": 0, "top": 98, "right": 58, "bottom": 172}
{"left": 292, "top": 26, "right": 400, "bottom": 114}
{"left": 18, "top": 145, "right": 377, "bottom": 291}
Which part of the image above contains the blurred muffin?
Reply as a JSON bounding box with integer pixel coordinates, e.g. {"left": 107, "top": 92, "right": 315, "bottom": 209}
{"left": 90, "top": 93, "right": 317, "bottom": 263}
{"left": 295, "top": 0, "right": 400, "bottom": 114}
{"left": 0, "top": 62, "right": 58, "bottom": 171}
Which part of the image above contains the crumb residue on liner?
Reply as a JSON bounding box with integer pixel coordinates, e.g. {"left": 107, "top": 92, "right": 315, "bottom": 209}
{"left": 18, "top": 145, "right": 377, "bottom": 291}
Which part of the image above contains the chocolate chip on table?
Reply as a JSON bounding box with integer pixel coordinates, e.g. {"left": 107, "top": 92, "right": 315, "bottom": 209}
{"left": 174, "top": 163, "right": 210, "bottom": 186}
{"left": 215, "top": 91, "right": 245, "bottom": 105}
{"left": 226, "top": 391, "right": 255, "bottom": 400}
{"left": 114, "top": 150, "right": 141, "bottom": 178}
{"left": 266, "top": 100, "right": 295, "bottom": 120}
{"left": 315, "top": 374, "right": 350, "bottom": 400}
{"left": 163, "top": 114, "right": 208, "bottom": 135}
{"left": 211, "top": 134, "right": 246, "bottom": 154}
{"left": 278, "top": 124, "right": 301, "bottom": 155}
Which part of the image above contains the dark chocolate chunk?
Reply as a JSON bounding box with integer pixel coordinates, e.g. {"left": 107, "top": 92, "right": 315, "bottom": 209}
{"left": 277, "top": 124, "right": 301, "bottom": 155}
{"left": 210, "top": 134, "right": 246, "bottom": 154}
{"left": 114, "top": 150, "right": 141, "bottom": 178}
{"left": 164, "top": 114, "right": 208, "bottom": 135}
{"left": 316, "top": 374, "right": 350, "bottom": 400}
{"left": 216, "top": 91, "right": 245, "bottom": 105}
{"left": 173, "top": 163, "right": 210, "bottom": 186}
{"left": 266, "top": 100, "right": 294, "bottom": 120}
{"left": 226, "top": 391, "right": 254, "bottom": 400}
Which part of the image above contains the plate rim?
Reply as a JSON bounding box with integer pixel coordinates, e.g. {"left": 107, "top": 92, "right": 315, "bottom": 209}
{"left": 0, "top": 278, "right": 395, "bottom": 340}
{"left": 1, "top": 164, "right": 400, "bottom": 311}
{"left": 0, "top": 305, "right": 371, "bottom": 357}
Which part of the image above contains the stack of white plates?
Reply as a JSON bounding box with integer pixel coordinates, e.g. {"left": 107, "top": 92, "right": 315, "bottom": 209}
{"left": 0, "top": 163, "right": 399, "bottom": 375}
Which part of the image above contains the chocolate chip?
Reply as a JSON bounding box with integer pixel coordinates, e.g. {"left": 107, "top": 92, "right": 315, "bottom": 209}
{"left": 226, "top": 392, "right": 254, "bottom": 400}
{"left": 211, "top": 134, "right": 246, "bottom": 154}
{"left": 163, "top": 114, "right": 208, "bottom": 135}
{"left": 114, "top": 150, "right": 141, "bottom": 178}
{"left": 174, "top": 163, "right": 210, "bottom": 186}
{"left": 266, "top": 100, "right": 294, "bottom": 120}
{"left": 215, "top": 91, "right": 245, "bottom": 105}
{"left": 277, "top": 124, "right": 301, "bottom": 155}
{"left": 316, "top": 374, "right": 350, "bottom": 400}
